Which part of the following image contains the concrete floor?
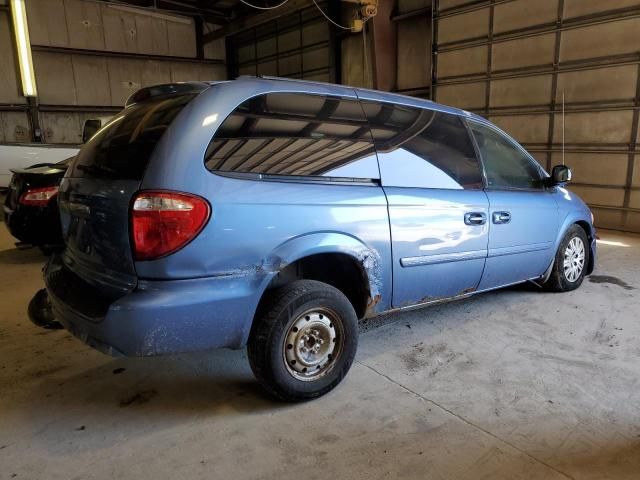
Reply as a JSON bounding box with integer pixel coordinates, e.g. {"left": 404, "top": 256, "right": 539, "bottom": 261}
{"left": 0, "top": 226, "right": 639, "bottom": 480}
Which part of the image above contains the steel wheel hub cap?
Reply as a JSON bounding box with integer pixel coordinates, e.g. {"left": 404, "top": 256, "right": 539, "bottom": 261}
{"left": 284, "top": 310, "right": 340, "bottom": 381}
{"left": 563, "top": 236, "right": 585, "bottom": 283}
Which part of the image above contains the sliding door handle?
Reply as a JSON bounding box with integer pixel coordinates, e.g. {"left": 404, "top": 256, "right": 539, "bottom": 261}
{"left": 492, "top": 211, "right": 512, "bottom": 224}
{"left": 464, "top": 212, "right": 487, "bottom": 226}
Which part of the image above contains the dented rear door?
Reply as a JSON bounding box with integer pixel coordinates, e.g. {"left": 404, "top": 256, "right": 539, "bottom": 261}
{"left": 358, "top": 94, "right": 489, "bottom": 308}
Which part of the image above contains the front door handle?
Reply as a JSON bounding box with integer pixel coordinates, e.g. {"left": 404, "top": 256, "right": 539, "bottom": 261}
{"left": 464, "top": 212, "right": 487, "bottom": 226}
{"left": 492, "top": 211, "right": 512, "bottom": 224}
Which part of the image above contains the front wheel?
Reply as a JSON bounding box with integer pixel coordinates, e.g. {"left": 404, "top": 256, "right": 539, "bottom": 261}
{"left": 543, "top": 224, "right": 589, "bottom": 292}
{"left": 248, "top": 280, "right": 358, "bottom": 402}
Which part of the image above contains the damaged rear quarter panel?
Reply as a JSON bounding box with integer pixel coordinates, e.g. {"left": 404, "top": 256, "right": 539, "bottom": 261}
{"left": 136, "top": 171, "right": 393, "bottom": 347}
{"left": 264, "top": 231, "right": 389, "bottom": 314}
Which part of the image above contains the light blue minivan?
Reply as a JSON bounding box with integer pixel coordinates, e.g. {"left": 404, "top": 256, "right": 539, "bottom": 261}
{"left": 42, "top": 77, "right": 596, "bottom": 401}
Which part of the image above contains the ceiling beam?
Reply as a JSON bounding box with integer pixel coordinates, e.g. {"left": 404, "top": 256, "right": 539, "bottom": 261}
{"left": 157, "top": 0, "right": 227, "bottom": 18}
{"left": 100, "top": 0, "right": 230, "bottom": 24}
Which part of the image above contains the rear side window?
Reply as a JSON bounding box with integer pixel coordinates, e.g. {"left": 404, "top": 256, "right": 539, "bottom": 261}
{"left": 361, "top": 101, "right": 483, "bottom": 190}
{"left": 469, "top": 121, "right": 544, "bottom": 190}
{"left": 204, "top": 92, "right": 379, "bottom": 181}
{"left": 70, "top": 94, "right": 196, "bottom": 180}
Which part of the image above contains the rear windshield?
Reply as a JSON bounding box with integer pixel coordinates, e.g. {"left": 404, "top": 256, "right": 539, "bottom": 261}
{"left": 69, "top": 94, "right": 196, "bottom": 180}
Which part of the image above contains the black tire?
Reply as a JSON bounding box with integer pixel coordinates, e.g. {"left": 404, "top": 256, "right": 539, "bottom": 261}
{"left": 28, "top": 289, "right": 63, "bottom": 329}
{"left": 543, "top": 224, "right": 589, "bottom": 292}
{"left": 248, "top": 280, "right": 358, "bottom": 402}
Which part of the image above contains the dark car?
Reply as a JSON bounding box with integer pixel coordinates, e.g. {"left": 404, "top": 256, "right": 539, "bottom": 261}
{"left": 3, "top": 157, "right": 71, "bottom": 250}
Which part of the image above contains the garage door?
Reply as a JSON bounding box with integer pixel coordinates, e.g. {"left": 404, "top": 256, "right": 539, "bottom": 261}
{"left": 227, "top": 4, "right": 332, "bottom": 83}
{"left": 433, "top": 0, "right": 640, "bottom": 232}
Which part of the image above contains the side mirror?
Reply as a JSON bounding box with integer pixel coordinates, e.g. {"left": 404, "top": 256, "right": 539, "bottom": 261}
{"left": 549, "top": 165, "right": 572, "bottom": 186}
{"left": 82, "top": 119, "right": 102, "bottom": 143}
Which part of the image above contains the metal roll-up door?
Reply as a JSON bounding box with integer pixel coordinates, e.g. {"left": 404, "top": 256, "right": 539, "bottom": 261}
{"left": 434, "top": 0, "right": 640, "bottom": 232}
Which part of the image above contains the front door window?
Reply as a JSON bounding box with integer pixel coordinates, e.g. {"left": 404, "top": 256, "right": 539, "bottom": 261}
{"left": 469, "top": 121, "right": 545, "bottom": 190}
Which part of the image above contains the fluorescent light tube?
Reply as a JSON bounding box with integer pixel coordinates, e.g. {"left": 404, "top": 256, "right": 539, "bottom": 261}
{"left": 10, "top": 0, "right": 37, "bottom": 97}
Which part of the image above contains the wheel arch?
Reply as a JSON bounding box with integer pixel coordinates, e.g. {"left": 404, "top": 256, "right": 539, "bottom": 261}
{"left": 256, "top": 232, "right": 383, "bottom": 319}
{"left": 555, "top": 214, "right": 595, "bottom": 275}
{"left": 574, "top": 220, "right": 595, "bottom": 275}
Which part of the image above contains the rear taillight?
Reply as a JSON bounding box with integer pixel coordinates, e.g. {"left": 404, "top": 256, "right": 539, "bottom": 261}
{"left": 131, "top": 191, "right": 210, "bottom": 261}
{"left": 19, "top": 186, "right": 59, "bottom": 206}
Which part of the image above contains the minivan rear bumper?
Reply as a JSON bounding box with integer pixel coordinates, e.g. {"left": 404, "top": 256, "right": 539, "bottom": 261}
{"left": 44, "top": 256, "right": 272, "bottom": 356}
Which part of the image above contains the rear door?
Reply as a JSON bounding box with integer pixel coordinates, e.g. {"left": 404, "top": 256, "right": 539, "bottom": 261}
{"left": 360, "top": 97, "right": 489, "bottom": 308}
{"left": 467, "top": 120, "right": 559, "bottom": 290}
{"left": 59, "top": 91, "right": 201, "bottom": 298}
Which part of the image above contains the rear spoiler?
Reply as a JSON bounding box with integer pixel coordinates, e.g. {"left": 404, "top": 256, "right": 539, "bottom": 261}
{"left": 9, "top": 158, "right": 73, "bottom": 175}
{"left": 125, "top": 82, "right": 210, "bottom": 107}
{"left": 9, "top": 165, "right": 67, "bottom": 175}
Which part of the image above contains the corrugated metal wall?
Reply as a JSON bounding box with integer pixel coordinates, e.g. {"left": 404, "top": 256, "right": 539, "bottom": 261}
{"left": 434, "top": 0, "right": 640, "bottom": 232}
{"left": 26, "top": 0, "right": 197, "bottom": 56}
{"left": 227, "top": 4, "right": 331, "bottom": 83}
{"left": 0, "top": 0, "right": 226, "bottom": 145}
{"left": 338, "top": 1, "right": 433, "bottom": 95}
{"left": 395, "top": 0, "right": 431, "bottom": 96}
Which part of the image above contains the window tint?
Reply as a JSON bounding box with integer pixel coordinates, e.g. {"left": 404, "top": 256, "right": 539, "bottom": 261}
{"left": 361, "top": 101, "right": 483, "bottom": 189}
{"left": 205, "top": 93, "right": 379, "bottom": 180}
{"left": 469, "top": 121, "right": 544, "bottom": 190}
{"left": 71, "top": 94, "right": 197, "bottom": 180}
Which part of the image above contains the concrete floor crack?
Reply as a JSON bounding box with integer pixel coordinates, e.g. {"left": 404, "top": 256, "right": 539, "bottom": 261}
{"left": 356, "top": 360, "right": 577, "bottom": 480}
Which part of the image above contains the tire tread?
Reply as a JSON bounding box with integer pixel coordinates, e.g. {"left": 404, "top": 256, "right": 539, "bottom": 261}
{"left": 543, "top": 224, "right": 589, "bottom": 293}
{"left": 248, "top": 280, "right": 357, "bottom": 401}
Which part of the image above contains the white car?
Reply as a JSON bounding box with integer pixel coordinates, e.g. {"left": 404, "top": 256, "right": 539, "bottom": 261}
{"left": 0, "top": 144, "right": 80, "bottom": 188}
{"left": 0, "top": 117, "right": 112, "bottom": 188}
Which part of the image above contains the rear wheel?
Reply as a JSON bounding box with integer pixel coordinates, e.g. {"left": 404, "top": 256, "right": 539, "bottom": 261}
{"left": 543, "top": 225, "right": 589, "bottom": 292}
{"left": 248, "top": 280, "right": 358, "bottom": 401}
